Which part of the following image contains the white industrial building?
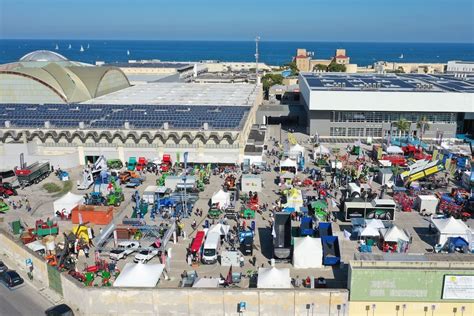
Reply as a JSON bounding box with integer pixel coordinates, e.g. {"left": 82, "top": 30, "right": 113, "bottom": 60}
{"left": 447, "top": 61, "right": 474, "bottom": 74}
{"left": 296, "top": 73, "right": 474, "bottom": 139}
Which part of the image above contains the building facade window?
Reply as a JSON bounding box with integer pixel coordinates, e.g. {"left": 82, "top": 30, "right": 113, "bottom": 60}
{"left": 329, "top": 111, "right": 456, "bottom": 124}
{"left": 365, "top": 128, "right": 383, "bottom": 137}
{"left": 348, "top": 127, "right": 364, "bottom": 137}
{"left": 330, "top": 127, "right": 346, "bottom": 136}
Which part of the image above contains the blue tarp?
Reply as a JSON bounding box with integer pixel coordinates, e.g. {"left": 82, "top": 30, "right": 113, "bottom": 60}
{"left": 318, "top": 222, "right": 333, "bottom": 238}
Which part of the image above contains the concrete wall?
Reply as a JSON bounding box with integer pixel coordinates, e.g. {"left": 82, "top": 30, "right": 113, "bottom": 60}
{"left": 61, "top": 276, "right": 349, "bottom": 316}
{"left": 0, "top": 229, "right": 49, "bottom": 287}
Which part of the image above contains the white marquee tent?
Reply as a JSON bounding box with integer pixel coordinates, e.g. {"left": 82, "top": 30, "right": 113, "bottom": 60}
{"left": 280, "top": 158, "right": 297, "bottom": 173}
{"left": 313, "top": 145, "right": 331, "bottom": 159}
{"left": 284, "top": 188, "right": 303, "bottom": 210}
{"left": 293, "top": 236, "right": 323, "bottom": 269}
{"left": 209, "top": 223, "right": 231, "bottom": 236}
{"left": 211, "top": 189, "right": 231, "bottom": 209}
{"left": 381, "top": 226, "right": 409, "bottom": 242}
{"left": 360, "top": 225, "right": 380, "bottom": 237}
{"left": 192, "top": 278, "right": 220, "bottom": 288}
{"left": 113, "top": 263, "right": 164, "bottom": 288}
{"left": 289, "top": 144, "right": 305, "bottom": 155}
{"left": 257, "top": 267, "right": 292, "bottom": 289}
{"left": 431, "top": 217, "right": 472, "bottom": 246}
{"left": 386, "top": 146, "right": 404, "bottom": 155}
{"left": 53, "top": 192, "right": 84, "bottom": 217}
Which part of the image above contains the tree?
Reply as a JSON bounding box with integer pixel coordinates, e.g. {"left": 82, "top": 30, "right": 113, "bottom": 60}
{"left": 327, "top": 62, "right": 346, "bottom": 72}
{"left": 285, "top": 61, "right": 299, "bottom": 76}
{"left": 313, "top": 64, "right": 327, "bottom": 72}
{"left": 416, "top": 116, "right": 430, "bottom": 141}
{"left": 393, "top": 118, "right": 411, "bottom": 144}
{"left": 262, "top": 73, "right": 284, "bottom": 96}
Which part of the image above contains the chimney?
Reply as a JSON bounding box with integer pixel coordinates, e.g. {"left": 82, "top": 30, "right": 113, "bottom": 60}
{"left": 44, "top": 121, "right": 50, "bottom": 129}
{"left": 203, "top": 122, "right": 209, "bottom": 130}
{"left": 79, "top": 122, "right": 85, "bottom": 129}
{"left": 5, "top": 121, "right": 10, "bottom": 128}
{"left": 163, "top": 122, "right": 169, "bottom": 130}
{"left": 124, "top": 121, "right": 130, "bottom": 129}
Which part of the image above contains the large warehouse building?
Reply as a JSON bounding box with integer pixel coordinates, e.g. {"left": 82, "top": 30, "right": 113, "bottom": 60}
{"left": 0, "top": 50, "right": 262, "bottom": 168}
{"left": 298, "top": 73, "right": 474, "bottom": 140}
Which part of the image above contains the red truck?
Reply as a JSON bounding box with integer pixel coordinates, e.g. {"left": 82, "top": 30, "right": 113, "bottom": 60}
{"left": 136, "top": 157, "right": 148, "bottom": 172}
{"left": 160, "top": 154, "right": 172, "bottom": 172}
{"left": 402, "top": 145, "right": 432, "bottom": 160}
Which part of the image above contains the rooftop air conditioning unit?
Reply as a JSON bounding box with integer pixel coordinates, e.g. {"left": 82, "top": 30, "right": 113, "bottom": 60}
{"left": 5, "top": 121, "right": 10, "bottom": 128}
{"left": 44, "top": 121, "right": 50, "bottom": 129}
{"left": 79, "top": 122, "right": 85, "bottom": 129}
{"left": 124, "top": 121, "right": 130, "bottom": 129}
{"left": 163, "top": 122, "right": 169, "bottom": 130}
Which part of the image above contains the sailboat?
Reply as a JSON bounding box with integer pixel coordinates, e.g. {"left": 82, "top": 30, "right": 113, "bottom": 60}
{"left": 80, "top": 45, "right": 84, "bottom": 52}
{"left": 399, "top": 53, "right": 404, "bottom": 59}
{"left": 87, "top": 43, "right": 90, "bottom": 49}
{"left": 55, "top": 44, "right": 59, "bottom": 50}
{"left": 127, "top": 50, "right": 130, "bottom": 56}
{"left": 68, "top": 44, "right": 72, "bottom": 49}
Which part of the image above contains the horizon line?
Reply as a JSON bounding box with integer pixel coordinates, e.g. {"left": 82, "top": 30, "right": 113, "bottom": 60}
{"left": 1, "top": 38, "right": 473, "bottom": 45}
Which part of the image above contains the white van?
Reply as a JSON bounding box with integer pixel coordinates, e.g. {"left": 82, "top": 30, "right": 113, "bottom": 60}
{"left": 201, "top": 232, "right": 221, "bottom": 264}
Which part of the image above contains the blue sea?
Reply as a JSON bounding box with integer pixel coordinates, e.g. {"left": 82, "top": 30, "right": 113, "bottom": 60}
{"left": 0, "top": 39, "right": 473, "bottom": 66}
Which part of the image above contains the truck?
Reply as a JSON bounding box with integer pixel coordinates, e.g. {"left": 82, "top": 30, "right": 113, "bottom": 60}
{"left": 136, "top": 157, "right": 147, "bottom": 172}
{"left": 160, "top": 154, "right": 172, "bottom": 172}
{"left": 273, "top": 212, "right": 292, "bottom": 260}
{"left": 202, "top": 232, "right": 221, "bottom": 264}
{"left": 109, "top": 241, "right": 140, "bottom": 260}
{"left": 15, "top": 161, "right": 51, "bottom": 186}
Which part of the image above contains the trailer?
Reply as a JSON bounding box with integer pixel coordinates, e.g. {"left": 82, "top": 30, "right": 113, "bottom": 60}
{"left": 344, "top": 199, "right": 396, "bottom": 221}
{"left": 273, "top": 212, "right": 292, "bottom": 260}
{"left": 15, "top": 161, "right": 51, "bottom": 186}
{"left": 321, "top": 236, "right": 341, "bottom": 266}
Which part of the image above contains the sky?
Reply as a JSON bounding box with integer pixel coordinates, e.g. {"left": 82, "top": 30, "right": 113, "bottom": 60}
{"left": 0, "top": 0, "right": 473, "bottom": 42}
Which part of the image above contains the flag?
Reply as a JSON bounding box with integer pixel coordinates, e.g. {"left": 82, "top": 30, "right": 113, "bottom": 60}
{"left": 226, "top": 265, "right": 233, "bottom": 285}
{"left": 343, "top": 230, "right": 351, "bottom": 240}
{"left": 271, "top": 225, "right": 276, "bottom": 238}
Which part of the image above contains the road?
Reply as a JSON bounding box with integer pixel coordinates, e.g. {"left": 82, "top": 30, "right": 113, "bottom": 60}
{"left": 0, "top": 280, "right": 53, "bottom": 316}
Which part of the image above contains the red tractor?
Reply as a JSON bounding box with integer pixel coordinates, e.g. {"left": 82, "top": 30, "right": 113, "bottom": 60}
{"left": 381, "top": 155, "right": 407, "bottom": 167}
{"left": 402, "top": 145, "right": 432, "bottom": 160}
{"left": 160, "top": 154, "right": 172, "bottom": 172}
{"left": 135, "top": 157, "right": 148, "bottom": 172}
{"left": 0, "top": 182, "right": 17, "bottom": 198}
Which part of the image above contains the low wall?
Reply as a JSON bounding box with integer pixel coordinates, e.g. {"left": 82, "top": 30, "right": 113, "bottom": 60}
{"left": 61, "top": 273, "right": 349, "bottom": 316}
{"left": 0, "top": 229, "right": 49, "bottom": 287}
{"left": 349, "top": 301, "right": 473, "bottom": 316}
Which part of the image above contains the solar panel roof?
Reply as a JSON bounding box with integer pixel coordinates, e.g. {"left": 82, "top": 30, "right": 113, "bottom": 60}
{"left": 0, "top": 104, "right": 249, "bottom": 131}
{"left": 302, "top": 73, "right": 474, "bottom": 93}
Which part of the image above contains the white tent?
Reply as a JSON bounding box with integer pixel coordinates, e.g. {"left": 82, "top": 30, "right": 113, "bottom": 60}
{"left": 257, "top": 267, "right": 292, "bottom": 288}
{"left": 366, "top": 219, "right": 385, "bottom": 229}
{"left": 241, "top": 175, "right": 262, "bottom": 193}
{"left": 386, "top": 146, "right": 404, "bottom": 155}
{"left": 382, "top": 226, "right": 409, "bottom": 242}
{"left": 431, "top": 217, "right": 472, "bottom": 246}
{"left": 211, "top": 189, "right": 231, "bottom": 209}
{"left": 192, "top": 278, "right": 220, "bottom": 288}
{"left": 113, "top": 263, "right": 164, "bottom": 288}
{"left": 53, "top": 192, "right": 84, "bottom": 217}
{"left": 360, "top": 225, "right": 380, "bottom": 237}
{"left": 280, "top": 158, "right": 297, "bottom": 173}
{"left": 313, "top": 145, "right": 330, "bottom": 159}
{"left": 289, "top": 144, "right": 305, "bottom": 155}
{"left": 209, "top": 223, "right": 230, "bottom": 236}
{"left": 293, "top": 237, "right": 322, "bottom": 269}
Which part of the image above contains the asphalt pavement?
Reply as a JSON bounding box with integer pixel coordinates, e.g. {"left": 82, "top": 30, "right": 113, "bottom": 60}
{"left": 0, "top": 279, "right": 53, "bottom": 316}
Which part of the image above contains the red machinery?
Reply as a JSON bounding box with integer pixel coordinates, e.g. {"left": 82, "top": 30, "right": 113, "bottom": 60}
{"left": 381, "top": 155, "right": 407, "bottom": 167}
{"left": 402, "top": 145, "right": 432, "bottom": 160}
{"left": 160, "top": 154, "right": 172, "bottom": 172}
{"left": 393, "top": 192, "right": 415, "bottom": 212}
{"left": 247, "top": 193, "right": 260, "bottom": 211}
{"left": 224, "top": 175, "right": 236, "bottom": 190}
{"left": 135, "top": 157, "right": 148, "bottom": 172}
{"left": 190, "top": 231, "right": 205, "bottom": 256}
{"left": 0, "top": 183, "right": 17, "bottom": 197}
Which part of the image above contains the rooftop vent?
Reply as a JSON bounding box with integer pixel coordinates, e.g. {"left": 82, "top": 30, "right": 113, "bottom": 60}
{"left": 5, "top": 121, "right": 10, "bottom": 128}
{"left": 44, "top": 121, "right": 50, "bottom": 129}
{"left": 124, "top": 121, "right": 130, "bottom": 129}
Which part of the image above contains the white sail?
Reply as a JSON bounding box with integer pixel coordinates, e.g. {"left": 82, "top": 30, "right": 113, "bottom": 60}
{"left": 399, "top": 54, "right": 404, "bottom": 59}
{"left": 127, "top": 50, "right": 130, "bottom": 56}
{"left": 87, "top": 43, "right": 90, "bottom": 49}
{"left": 68, "top": 44, "right": 72, "bottom": 49}
{"left": 55, "top": 44, "right": 59, "bottom": 50}
{"left": 80, "top": 45, "right": 84, "bottom": 52}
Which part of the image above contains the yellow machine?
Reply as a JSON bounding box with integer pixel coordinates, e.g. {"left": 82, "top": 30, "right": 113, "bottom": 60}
{"left": 72, "top": 225, "right": 90, "bottom": 243}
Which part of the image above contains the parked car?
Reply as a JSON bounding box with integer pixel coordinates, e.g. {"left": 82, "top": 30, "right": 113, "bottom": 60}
{"left": 0, "top": 270, "right": 24, "bottom": 288}
{"left": 0, "top": 261, "right": 7, "bottom": 274}
{"left": 125, "top": 177, "right": 143, "bottom": 188}
{"left": 45, "top": 304, "right": 75, "bottom": 316}
{"left": 133, "top": 249, "right": 159, "bottom": 263}
{"left": 109, "top": 241, "right": 140, "bottom": 260}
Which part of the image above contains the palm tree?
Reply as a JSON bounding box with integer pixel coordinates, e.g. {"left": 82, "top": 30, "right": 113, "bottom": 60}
{"left": 393, "top": 118, "right": 411, "bottom": 145}
{"left": 416, "top": 116, "right": 430, "bottom": 142}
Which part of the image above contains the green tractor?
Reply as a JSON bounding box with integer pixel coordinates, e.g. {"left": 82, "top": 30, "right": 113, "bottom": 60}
{"left": 208, "top": 207, "right": 222, "bottom": 219}
{"left": 156, "top": 173, "right": 168, "bottom": 186}
{"left": 0, "top": 199, "right": 9, "bottom": 213}
{"left": 107, "top": 159, "right": 123, "bottom": 169}
{"left": 240, "top": 208, "right": 255, "bottom": 219}
{"left": 107, "top": 191, "right": 124, "bottom": 207}
{"left": 196, "top": 180, "right": 205, "bottom": 192}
